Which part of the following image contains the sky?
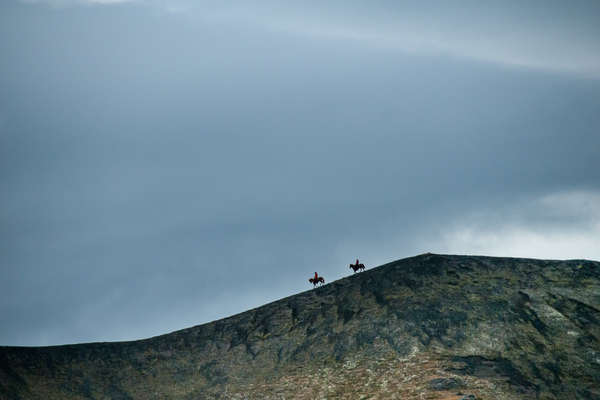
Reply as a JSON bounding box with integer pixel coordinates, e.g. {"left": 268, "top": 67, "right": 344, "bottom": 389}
{"left": 1, "top": 0, "right": 599, "bottom": 346}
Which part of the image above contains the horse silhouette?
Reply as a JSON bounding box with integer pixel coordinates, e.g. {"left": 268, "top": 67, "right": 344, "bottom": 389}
{"left": 349, "top": 259, "right": 366, "bottom": 273}
{"left": 309, "top": 272, "right": 325, "bottom": 287}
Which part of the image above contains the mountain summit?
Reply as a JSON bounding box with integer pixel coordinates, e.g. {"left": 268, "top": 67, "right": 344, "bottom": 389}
{"left": 2, "top": 253, "right": 599, "bottom": 399}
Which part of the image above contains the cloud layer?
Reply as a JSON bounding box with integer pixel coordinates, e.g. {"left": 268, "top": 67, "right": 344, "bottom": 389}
{"left": 1, "top": 0, "right": 599, "bottom": 346}
{"left": 21, "top": 0, "right": 138, "bottom": 5}
{"left": 21, "top": 0, "right": 600, "bottom": 77}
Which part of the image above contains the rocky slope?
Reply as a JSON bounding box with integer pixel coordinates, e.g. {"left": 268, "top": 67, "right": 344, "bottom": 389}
{"left": 1, "top": 253, "right": 599, "bottom": 399}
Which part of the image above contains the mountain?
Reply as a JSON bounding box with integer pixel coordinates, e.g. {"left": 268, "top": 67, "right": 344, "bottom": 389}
{"left": 1, "top": 253, "right": 599, "bottom": 399}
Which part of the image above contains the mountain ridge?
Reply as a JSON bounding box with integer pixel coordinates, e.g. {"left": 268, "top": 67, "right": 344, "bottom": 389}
{"left": 2, "top": 253, "right": 599, "bottom": 399}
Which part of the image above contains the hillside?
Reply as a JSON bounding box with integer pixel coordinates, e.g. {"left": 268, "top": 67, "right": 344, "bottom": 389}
{"left": 1, "top": 253, "right": 599, "bottom": 399}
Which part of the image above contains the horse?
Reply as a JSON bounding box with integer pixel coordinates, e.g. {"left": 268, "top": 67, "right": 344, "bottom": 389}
{"left": 349, "top": 261, "right": 366, "bottom": 273}
{"left": 309, "top": 272, "right": 325, "bottom": 287}
{"left": 309, "top": 277, "right": 325, "bottom": 287}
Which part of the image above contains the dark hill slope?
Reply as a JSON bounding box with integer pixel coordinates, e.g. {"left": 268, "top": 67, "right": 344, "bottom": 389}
{"left": 1, "top": 254, "right": 599, "bottom": 399}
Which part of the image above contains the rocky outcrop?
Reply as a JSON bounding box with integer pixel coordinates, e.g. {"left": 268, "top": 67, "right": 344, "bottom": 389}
{"left": 1, "top": 253, "right": 599, "bottom": 399}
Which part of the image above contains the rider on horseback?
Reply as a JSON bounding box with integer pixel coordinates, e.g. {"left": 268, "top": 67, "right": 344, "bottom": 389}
{"left": 350, "top": 259, "right": 366, "bottom": 273}
{"left": 309, "top": 272, "right": 325, "bottom": 287}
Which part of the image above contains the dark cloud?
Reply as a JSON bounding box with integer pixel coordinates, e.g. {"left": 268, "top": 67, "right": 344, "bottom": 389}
{"left": 1, "top": 1, "right": 599, "bottom": 345}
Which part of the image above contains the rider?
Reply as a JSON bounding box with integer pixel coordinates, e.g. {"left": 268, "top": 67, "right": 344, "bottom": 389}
{"left": 314, "top": 271, "right": 318, "bottom": 280}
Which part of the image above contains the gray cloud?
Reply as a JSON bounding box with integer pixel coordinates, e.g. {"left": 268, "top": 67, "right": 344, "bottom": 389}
{"left": 16, "top": 1, "right": 600, "bottom": 77}
{"left": 20, "top": 0, "right": 138, "bottom": 5}
{"left": 1, "top": 0, "right": 599, "bottom": 346}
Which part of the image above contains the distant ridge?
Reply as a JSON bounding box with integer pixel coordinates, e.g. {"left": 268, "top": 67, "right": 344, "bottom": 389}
{"left": 2, "top": 253, "right": 599, "bottom": 399}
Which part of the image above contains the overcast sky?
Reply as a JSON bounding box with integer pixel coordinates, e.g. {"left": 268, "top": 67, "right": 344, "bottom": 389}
{"left": 1, "top": 0, "right": 599, "bottom": 346}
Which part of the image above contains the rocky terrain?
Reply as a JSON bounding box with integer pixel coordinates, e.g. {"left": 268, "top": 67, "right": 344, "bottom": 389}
{"left": 1, "top": 253, "right": 599, "bottom": 399}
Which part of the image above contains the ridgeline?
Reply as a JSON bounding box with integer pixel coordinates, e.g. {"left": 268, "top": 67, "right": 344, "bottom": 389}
{"left": 1, "top": 253, "right": 599, "bottom": 399}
